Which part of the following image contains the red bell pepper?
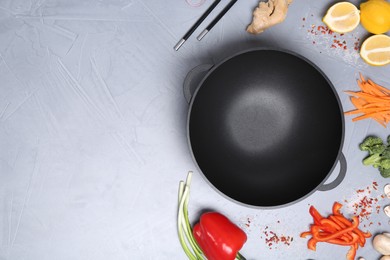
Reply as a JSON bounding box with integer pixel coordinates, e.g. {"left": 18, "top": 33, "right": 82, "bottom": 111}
{"left": 192, "top": 212, "right": 247, "bottom": 260}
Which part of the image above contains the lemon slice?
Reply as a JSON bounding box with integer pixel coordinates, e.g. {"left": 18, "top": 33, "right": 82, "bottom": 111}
{"left": 360, "top": 34, "right": 390, "bottom": 66}
{"left": 322, "top": 2, "right": 360, "bottom": 33}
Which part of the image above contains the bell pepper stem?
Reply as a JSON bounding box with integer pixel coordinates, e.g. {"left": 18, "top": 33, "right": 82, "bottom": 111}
{"left": 236, "top": 252, "right": 247, "bottom": 260}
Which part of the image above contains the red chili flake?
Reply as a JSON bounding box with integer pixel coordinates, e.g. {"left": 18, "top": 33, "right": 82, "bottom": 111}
{"left": 261, "top": 223, "right": 293, "bottom": 249}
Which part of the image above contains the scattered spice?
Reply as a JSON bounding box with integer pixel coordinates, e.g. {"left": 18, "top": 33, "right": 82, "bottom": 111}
{"left": 304, "top": 23, "right": 360, "bottom": 50}
{"left": 300, "top": 13, "right": 363, "bottom": 65}
{"left": 245, "top": 217, "right": 251, "bottom": 228}
{"left": 343, "top": 181, "right": 384, "bottom": 226}
{"left": 260, "top": 222, "right": 293, "bottom": 249}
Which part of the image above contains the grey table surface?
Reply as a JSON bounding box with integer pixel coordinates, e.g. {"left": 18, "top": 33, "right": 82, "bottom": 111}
{"left": 1, "top": 0, "right": 390, "bottom": 259}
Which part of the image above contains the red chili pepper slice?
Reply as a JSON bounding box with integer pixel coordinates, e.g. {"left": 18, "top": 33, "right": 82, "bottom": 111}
{"left": 332, "top": 202, "right": 343, "bottom": 216}
{"left": 309, "top": 206, "right": 323, "bottom": 225}
{"left": 301, "top": 202, "right": 371, "bottom": 260}
{"left": 313, "top": 217, "right": 359, "bottom": 242}
{"left": 346, "top": 243, "right": 358, "bottom": 260}
{"left": 308, "top": 238, "right": 317, "bottom": 251}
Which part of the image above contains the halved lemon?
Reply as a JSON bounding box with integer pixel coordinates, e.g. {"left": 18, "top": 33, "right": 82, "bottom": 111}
{"left": 322, "top": 2, "right": 360, "bottom": 33}
{"left": 360, "top": 34, "right": 390, "bottom": 66}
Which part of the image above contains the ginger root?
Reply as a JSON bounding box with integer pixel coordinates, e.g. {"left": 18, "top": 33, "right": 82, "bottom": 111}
{"left": 247, "top": 0, "right": 293, "bottom": 34}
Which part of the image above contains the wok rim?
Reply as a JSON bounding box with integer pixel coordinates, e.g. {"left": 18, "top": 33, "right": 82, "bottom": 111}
{"left": 186, "top": 47, "right": 345, "bottom": 209}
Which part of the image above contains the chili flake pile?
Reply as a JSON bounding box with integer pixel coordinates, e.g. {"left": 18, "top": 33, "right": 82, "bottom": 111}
{"left": 343, "top": 181, "right": 385, "bottom": 227}
{"left": 260, "top": 224, "right": 293, "bottom": 249}
{"left": 300, "top": 12, "right": 364, "bottom": 66}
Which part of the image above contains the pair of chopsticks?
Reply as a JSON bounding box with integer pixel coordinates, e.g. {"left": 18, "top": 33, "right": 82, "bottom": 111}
{"left": 174, "top": 0, "right": 238, "bottom": 51}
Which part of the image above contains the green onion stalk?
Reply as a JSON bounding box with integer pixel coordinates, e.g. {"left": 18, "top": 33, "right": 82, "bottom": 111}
{"left": 177, "top": 171, "right": 246, "bottom": 260}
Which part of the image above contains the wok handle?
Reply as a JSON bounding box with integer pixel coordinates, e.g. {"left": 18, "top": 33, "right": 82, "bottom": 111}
{"left": 183, "top": 64, "right": 214, "bottom": 103}
{"left": 318, "top": 153, "right": 347, "bottom": 191}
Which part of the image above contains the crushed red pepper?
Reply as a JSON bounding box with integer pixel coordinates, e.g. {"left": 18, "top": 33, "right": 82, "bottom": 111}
{"left": 343, "top": 181, "right": 384, "bottom": 227}
{"left": 301, "top": 15, "right": 361, "bottom": 52}
{"left": 261, "top": 223, "right": 293, "bottom": 249}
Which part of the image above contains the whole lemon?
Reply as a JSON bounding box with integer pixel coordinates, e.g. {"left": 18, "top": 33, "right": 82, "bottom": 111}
{"left": 360, "top": 0, "right": 390, "bottom": 34}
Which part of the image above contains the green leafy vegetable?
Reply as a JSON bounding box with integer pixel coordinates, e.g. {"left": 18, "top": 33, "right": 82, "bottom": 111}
{"left": 360, "top": 135, "right": 390, "bottom": 178}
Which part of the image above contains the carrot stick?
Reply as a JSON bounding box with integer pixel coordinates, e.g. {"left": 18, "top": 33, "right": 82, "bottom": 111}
{"left": 344, "top": 106, "right": 390, "bottom": 115}
{"left": 344, "top": 91, "right": 390, "bottom": 101}
{"left": 359, "top": 72, "right": 366, "bottom": 83}
{"left": 368, "top": 79, "right": 390, "bottom": 95}
{"left": 350, "top": 97, "right": 367, "bottom": 108}
{"left": 352, "top": 111, "right": 390, "bottom": 122}
{"left": 345, "top": 74, "right": 390, "bottom": 127}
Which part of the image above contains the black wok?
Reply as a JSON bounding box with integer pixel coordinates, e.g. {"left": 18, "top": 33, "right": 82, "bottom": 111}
{"left": 184, "top": 48, "right": 346, "bottom": 208}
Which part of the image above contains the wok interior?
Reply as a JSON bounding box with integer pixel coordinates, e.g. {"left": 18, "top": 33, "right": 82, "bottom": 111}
{"left": 189, "top": 50, "right": 343, "bottom": 207}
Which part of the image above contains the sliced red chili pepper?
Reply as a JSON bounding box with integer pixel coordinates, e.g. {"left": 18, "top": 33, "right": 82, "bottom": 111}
{"left": 307, "top": 238, "right": 317, "bottom": 251}
{"left": 334, "top": 215, "right": 353, "bottom": 227}
{"left": 327, "top": 233, "right": 359, "bottom": 246}
{"left": 302, "top": 202, "right": 371, "bottom": 260}
{"left": 332, "top": 202, "right": 343, "bottom": 215}
{"left": 320, "top": 218, "right": 341, "bottom": 231}
{"left": 300, "top": 231, "right": 312, "bottom": 238}
{"left": 309, "top": 206, "right": 323, "bottom": 225}
{"left": 313, "top": 217, "right": 359, "bottom": 242}
{"left": 327, "top": 216, "right": 354, "bottom": 241}
{"left": 329, "top": 215, "right": 346, "bottom": 228}
{"left": 346, "top": 243, "right": 358, "bottom": 260}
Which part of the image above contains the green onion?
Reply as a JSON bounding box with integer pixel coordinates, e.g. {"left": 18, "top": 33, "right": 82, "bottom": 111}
{"left": 177, "top": 171, "right": 246, "bottom": 260}
{"left": 177, "top": 172, "right": 205, "bottom": 260}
